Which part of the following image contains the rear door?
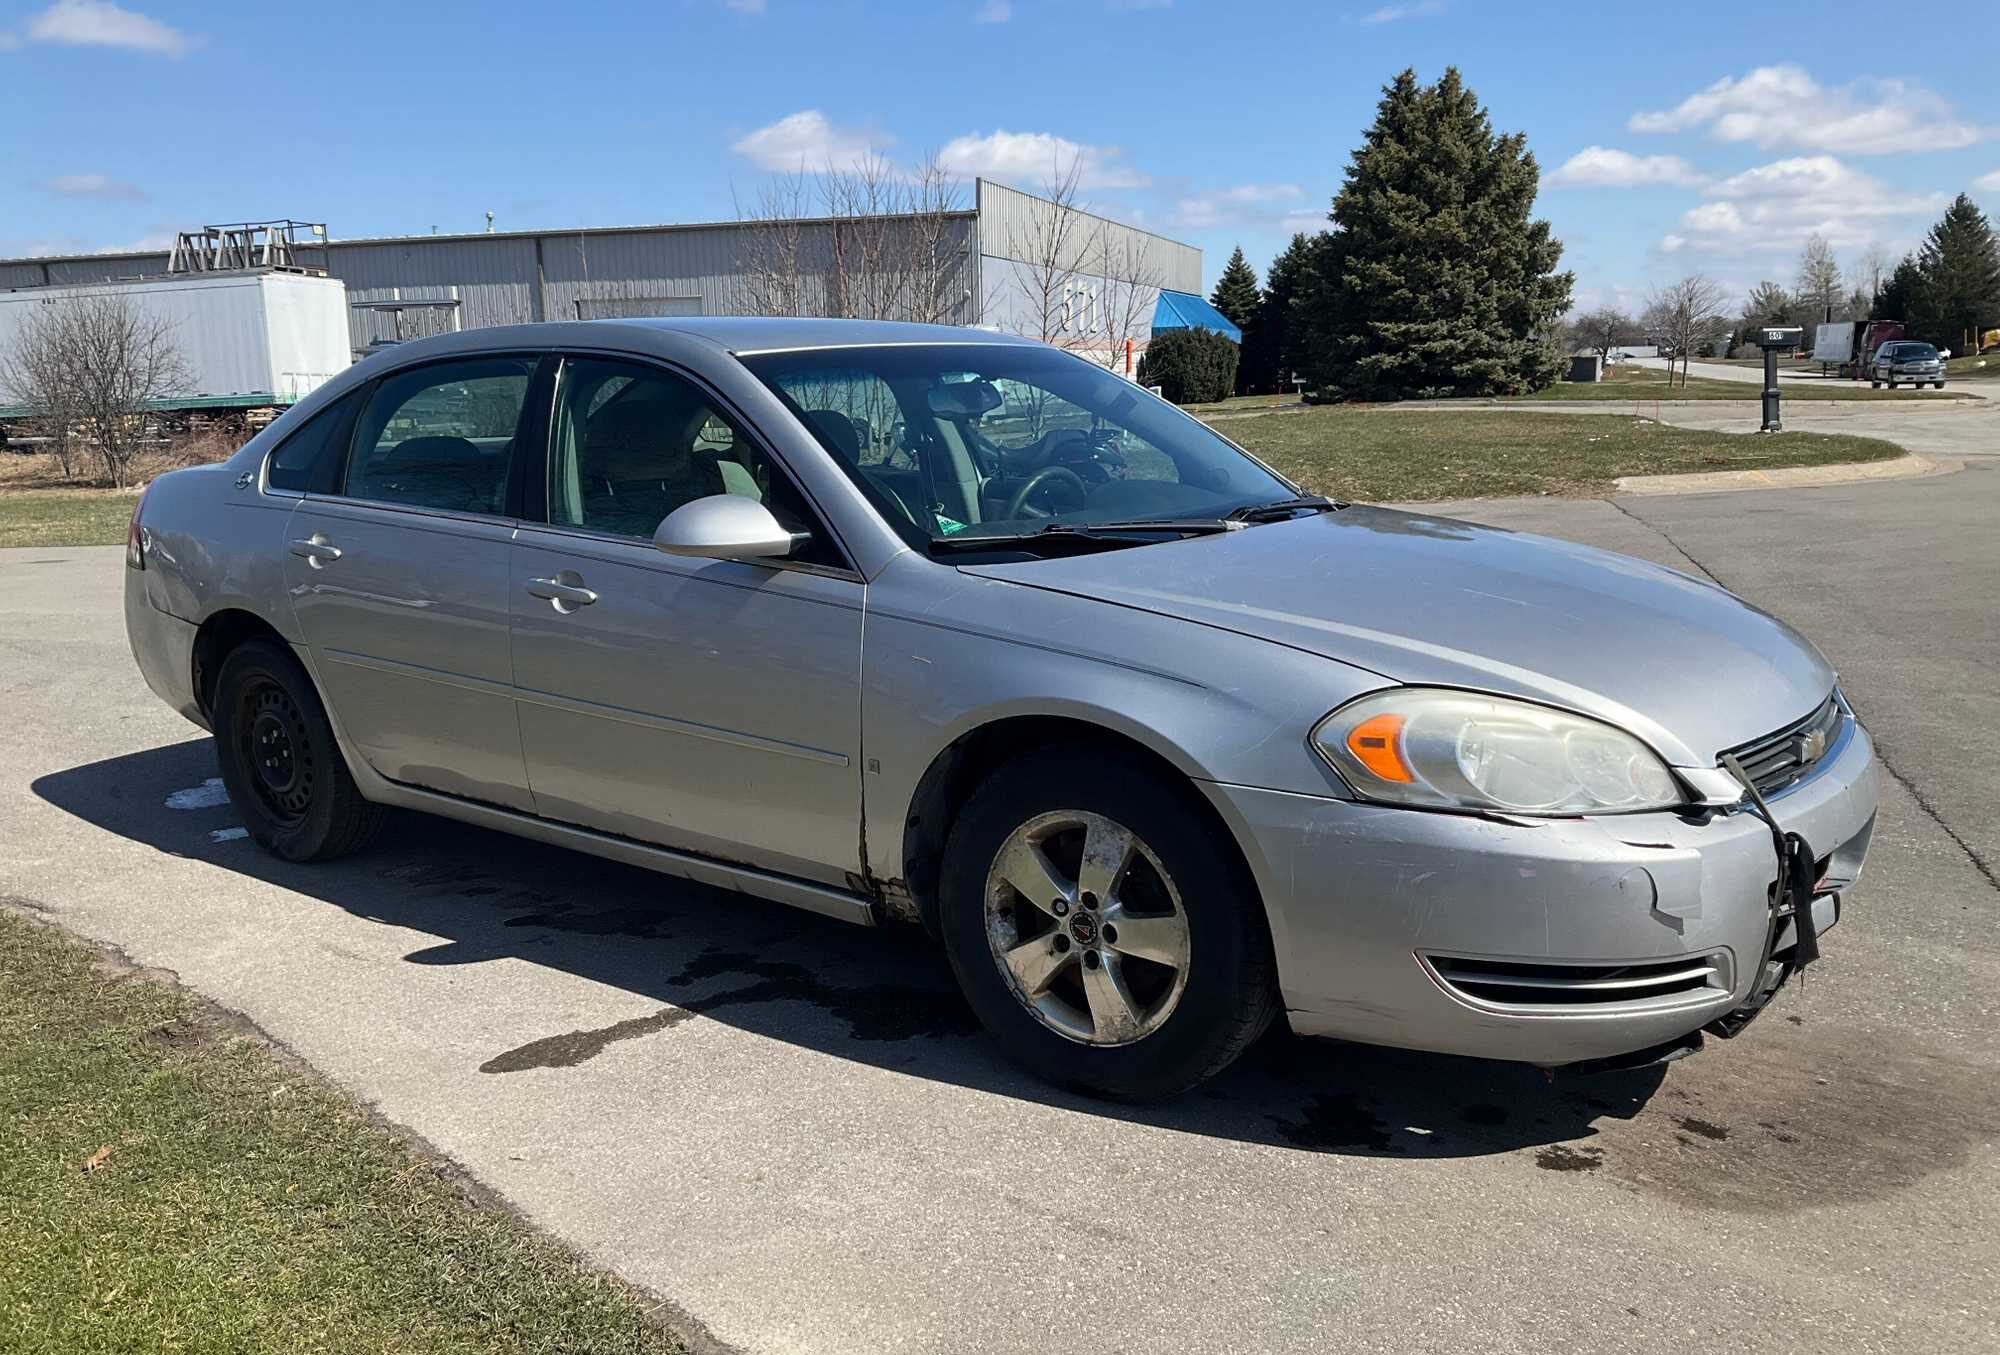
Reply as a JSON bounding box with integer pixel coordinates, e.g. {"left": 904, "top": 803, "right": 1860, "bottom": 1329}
{"left": 508, "top": 353, "right": 865, "bottom": 886}
{"left": 286, "top": 354, "right": 544, "bottom": 810}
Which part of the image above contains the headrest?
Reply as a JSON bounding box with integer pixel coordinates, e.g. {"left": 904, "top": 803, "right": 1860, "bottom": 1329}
{"left": 805, "top": 409, "right": 860, "bottom": 461}
{"left": 386, "top": 435, "right": 482, "bottom": 471}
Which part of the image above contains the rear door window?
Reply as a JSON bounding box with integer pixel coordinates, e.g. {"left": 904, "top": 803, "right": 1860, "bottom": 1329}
{"left": 342, "top": 358, "right": 535, "bottom": 514}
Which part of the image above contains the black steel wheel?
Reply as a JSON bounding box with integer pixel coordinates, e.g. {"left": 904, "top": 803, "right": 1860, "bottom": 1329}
{"left": 213, "top": 640, "right": 385, "bottom": 861}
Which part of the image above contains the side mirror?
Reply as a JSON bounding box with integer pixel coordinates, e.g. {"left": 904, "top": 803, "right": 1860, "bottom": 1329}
{"left": 653, "top": 495, "right": 802, "bottom": 561}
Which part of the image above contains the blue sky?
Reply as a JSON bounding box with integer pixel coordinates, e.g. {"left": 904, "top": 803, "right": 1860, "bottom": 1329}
{"left": 5, "top": 0, "right": 1996, "bottom": 315}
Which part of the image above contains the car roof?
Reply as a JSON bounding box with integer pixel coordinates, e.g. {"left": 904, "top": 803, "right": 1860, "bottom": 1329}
{"left": 586, "top": 316, "right": 1044, "bottom": 355}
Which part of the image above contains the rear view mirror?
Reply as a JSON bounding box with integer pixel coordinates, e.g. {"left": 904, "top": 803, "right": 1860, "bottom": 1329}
{"left": 926, "top": 380, "right": 1003, "bottom": 418}
{"left": 653, "top": 495, "right": 801, "bottom": 561}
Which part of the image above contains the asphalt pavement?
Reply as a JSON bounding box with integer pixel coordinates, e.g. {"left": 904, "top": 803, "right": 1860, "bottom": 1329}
{"left": 3, "top": 438, "right": 1997, "bottom": 1352}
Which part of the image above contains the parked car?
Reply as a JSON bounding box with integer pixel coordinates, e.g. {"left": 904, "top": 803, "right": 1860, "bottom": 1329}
{"left": 1869, "top": 340, "right": 1948, "bottom": 389}
{"left": 123, "top": 319, "right": 1878, "bottom": 1098}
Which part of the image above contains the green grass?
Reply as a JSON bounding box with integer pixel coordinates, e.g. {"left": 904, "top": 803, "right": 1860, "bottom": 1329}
{"left": 0, "top": 487, "right": 139, "bottom": 548}
{"left": 0, "top": 910, "right": 686, "bottom": 1355}
{"left": 1521, "top": 363, "right": 1954, "bottom": 403}
{"left": 1946, "top": 353, "right": 1998, "bottom": 379}
{"left": 1214, "top": 406, "right": 1906, "bottom": 501}
{"left": 1180, "top": 392, "right": 1303, "bottom": 415}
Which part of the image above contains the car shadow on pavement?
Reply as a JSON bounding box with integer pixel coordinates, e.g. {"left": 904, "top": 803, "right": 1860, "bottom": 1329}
{"left": 35, "top": 738, "right": 1670, "bottom": 1162}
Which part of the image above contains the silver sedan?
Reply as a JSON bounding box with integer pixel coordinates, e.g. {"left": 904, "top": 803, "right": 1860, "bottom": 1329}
{"left": 124, "top": 319, "right": 1877, "bottom": 1098}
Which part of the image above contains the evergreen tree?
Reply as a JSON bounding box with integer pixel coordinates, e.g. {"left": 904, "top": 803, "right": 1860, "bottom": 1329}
{"left": 1912, "top": 194, "right": 2000, "bottom": 352}
{"left": 1872, "top": 255, "right": 1925, "bottom": 324}
{"left": 1209, "top": 246, "right": 1263, "bottom": 332}
{"left": 1294, "top": 67, "right": 1573, "bottom": 400}
{"left": 1240, "top": 233, "right": 1318, "bottom": 393}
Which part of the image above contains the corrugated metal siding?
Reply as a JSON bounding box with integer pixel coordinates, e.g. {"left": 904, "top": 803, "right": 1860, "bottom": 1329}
{"left": 974, "top": 180, "right": 1202, "bottom": 293}
{"left": 0, "top": 193, "right": 1183, "bottom": 352}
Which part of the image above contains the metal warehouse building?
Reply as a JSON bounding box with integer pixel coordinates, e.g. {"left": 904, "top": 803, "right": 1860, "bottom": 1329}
{"left": 0, "top": 180, "right": 1202, "bottom": 365}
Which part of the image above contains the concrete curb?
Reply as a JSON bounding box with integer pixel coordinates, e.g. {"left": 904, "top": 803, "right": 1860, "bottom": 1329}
{"left": 1612, "top": 451, "right": 1953, "bottom": 497}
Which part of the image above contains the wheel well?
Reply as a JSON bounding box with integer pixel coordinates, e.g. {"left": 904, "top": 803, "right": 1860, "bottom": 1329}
{"left": 191, "top": 609, "right": 292, "bottom": 721}
{"left": 896, "top": 716, "right": 1252, "bottom": 935}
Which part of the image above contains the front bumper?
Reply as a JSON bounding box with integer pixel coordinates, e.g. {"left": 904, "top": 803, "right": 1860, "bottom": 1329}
{"left": 1205, "top": 716, "right": 1877, "bottom": 1065}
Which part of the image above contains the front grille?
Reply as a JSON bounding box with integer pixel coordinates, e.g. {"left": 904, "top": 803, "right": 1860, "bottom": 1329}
{"left": 1427, "top": 953, "right": 1731, "bottom": 1009}
{"left": 1721, "top": 693, "right": 1843, "bottom": 797}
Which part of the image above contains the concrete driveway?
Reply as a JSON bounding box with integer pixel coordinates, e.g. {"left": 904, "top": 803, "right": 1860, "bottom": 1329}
{"left": 4, "top": 460, "right": 1997, "bottom": 1352}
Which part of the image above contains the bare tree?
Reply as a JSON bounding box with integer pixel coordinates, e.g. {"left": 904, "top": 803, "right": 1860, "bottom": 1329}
{"left": 732, "top": 152, "right": 968, "bottom": 324}
{"left": 734, "top": 170, "right": 813, "bottom": 318}
{"left": 1567, "top": 305, "right": 1636, "bottom": 360}
{"left": 0, "top": 300, "right": 86, "bottom": 477}
{"left": 1644, "top": 275, "right": 1729, "bottom": 387}
{"left": 1795, "top": 234, "right": 1844, "bottom": 324}
{"left": 998, "top": 155, "right": 1095, "bottom": 353}
{"left": 1088, "top": 217, "right": 1163, "bottom": 376}
{"left": 1, "top": 292, "right": 188, "bottom": 485}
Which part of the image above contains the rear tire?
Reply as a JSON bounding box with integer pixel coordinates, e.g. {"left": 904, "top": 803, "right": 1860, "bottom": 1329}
{"left": 938, "top": 748, "right": 1278, "bottom": 1100}
{"left": 213, "top": 640, "right": 385, "bottom": 862}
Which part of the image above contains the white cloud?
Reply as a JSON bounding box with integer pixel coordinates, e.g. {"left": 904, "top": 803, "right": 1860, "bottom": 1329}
{"left": 1976, "top": 169, "right": 2000, "bottom": 192}
{"left": 731, "top": 110, "right": 890, "bottom": 171}
{"left": 1662, "top": 154, "right": 1944, "bottom": 255}
{"left": 1360, "top": 0, "right": 1444, "bottom": 22}
{"left": 938, "top": 129, "right": 1149, "bottom": 190}
{"left": 24, "top": 0, "right": 197, "bottom": 57}
{"left": 1170, "top": 183, "right": 1307, "bottom": 231}
{"left": 974, "top": 0, "right": 1012, "bottom": 20}
{"left": 36, "top": 171, "right": 146, "bottom": 201}
{"left": 1547, "top": 146, "right": 1704, "bottom": 189}
{"left": 1629, "top": 65, "right": 1985, "bottom": 155}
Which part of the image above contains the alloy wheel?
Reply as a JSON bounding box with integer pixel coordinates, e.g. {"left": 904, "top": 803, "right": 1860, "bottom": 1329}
{"left": 982, "top": 810, "right": 1191, "bottom": 1046}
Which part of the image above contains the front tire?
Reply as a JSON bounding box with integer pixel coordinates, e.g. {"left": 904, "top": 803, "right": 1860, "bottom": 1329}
{"left": 213, "top": 640, "right": 385, "bottom": 862}
{"left": 938, "top": 749, "right": 1278, "bottom": 1100}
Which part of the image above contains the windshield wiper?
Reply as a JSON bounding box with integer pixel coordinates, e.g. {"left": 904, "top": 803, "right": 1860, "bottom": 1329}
{"left": 1224, "top": 495, "right": 1344, "bottom": 522}
{"left": 930, "top": 518, "right": 1239, "bottom": 554}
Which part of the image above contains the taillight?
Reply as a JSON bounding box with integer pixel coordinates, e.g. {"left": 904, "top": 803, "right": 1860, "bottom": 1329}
{"left": 126, "top": 483, "right": 152, "bottom": 570}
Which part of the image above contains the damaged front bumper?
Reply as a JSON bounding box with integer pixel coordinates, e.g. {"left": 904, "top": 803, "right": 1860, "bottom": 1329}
{"left": 1202, "top": 715, "right": 1877, "bottom": 1067}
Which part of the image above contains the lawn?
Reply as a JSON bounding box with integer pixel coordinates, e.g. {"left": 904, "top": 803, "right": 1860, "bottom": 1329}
{"left": 0, "top": 909, "right": 686, "bottom": 1354}
{"left": 1522, "top": 363, "right": 1955, "bottom": 403}
{"left": 0, "top": 486, "right": 140, "bottom": 547}
{"left": 1214, "top": 406, "right": 1906, "bottom": 502}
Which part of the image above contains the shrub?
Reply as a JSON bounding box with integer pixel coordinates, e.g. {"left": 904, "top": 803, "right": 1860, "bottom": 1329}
{"left": 1137, "top": 328, "right": 1239, "bottom": 404}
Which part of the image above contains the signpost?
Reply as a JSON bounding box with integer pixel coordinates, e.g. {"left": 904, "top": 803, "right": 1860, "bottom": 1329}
{"left": 1756, "top": 326, "right": 1804, "bottom": 433}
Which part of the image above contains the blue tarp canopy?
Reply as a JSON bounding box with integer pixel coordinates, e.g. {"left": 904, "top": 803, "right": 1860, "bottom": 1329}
{"left": 1150, "top": 289, "right": 1242, "bottom": 344}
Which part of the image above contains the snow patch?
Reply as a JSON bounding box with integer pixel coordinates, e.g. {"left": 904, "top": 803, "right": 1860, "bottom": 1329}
{"left": 209, "top": 827, "right": 250, "bottom": 842}
{"left": 166, "top": 779, "right": 229, "bottom": 810}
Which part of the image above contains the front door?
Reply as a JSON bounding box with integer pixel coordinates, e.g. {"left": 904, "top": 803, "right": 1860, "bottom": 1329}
{"left": 286, "top": 354, "right": 541, "bottom": 811}
{"left": 508, "top": 355, "right": 864, "bottom": 887}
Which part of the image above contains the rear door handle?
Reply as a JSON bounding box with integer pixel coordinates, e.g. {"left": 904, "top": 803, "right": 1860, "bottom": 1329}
{"left": 525, "top": 576, "right": 599, "bottom": 611}
{"left": 288, "top": 535, "right": 342, "bottom": 567}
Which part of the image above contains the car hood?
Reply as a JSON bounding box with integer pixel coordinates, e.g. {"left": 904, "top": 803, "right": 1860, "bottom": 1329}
{"left": 960, "top": 506, "right": 1834, "bottom": 767}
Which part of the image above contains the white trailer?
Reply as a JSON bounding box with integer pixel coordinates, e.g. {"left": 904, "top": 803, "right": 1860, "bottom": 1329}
{"left": 0, "top": 269, "right": 350, "bottom": 425}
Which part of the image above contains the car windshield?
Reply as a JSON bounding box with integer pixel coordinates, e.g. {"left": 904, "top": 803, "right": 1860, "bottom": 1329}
{"left": 739, "top": 344, "right": 1295, "bottom": 551}
{"left": 1888, "top": 343, "right": 1938, "bottom": 360}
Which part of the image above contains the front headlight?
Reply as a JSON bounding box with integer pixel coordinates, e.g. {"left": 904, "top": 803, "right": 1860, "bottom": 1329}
{"left": 1313, "top": 689, "right": 1684, "bottom": 815}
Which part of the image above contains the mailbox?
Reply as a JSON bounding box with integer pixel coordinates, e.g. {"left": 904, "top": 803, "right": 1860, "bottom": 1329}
{"left": 1754, "top": 326, "right": 1803, "bottom": 431}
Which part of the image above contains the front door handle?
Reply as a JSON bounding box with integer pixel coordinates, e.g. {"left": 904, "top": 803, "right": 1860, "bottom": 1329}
{"left": 525, "top": 575, "right": 599, "bottom": 612}
{"left": 288, "top": 534, "right": 342, "bottom": 568}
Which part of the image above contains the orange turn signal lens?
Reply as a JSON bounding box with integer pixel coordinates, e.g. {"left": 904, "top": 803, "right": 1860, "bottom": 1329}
{"left": 1345, "top": 712, "right": 1414, "bottom": 783}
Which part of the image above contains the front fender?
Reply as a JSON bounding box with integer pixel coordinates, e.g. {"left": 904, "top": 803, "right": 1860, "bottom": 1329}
{"left": 859, "top": 556, "right": 1384, "bottom": 887}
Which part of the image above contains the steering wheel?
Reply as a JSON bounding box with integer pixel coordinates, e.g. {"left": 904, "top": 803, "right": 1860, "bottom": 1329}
{"left": 1001, "top": 465, "right": 1089, "bottom": 520}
